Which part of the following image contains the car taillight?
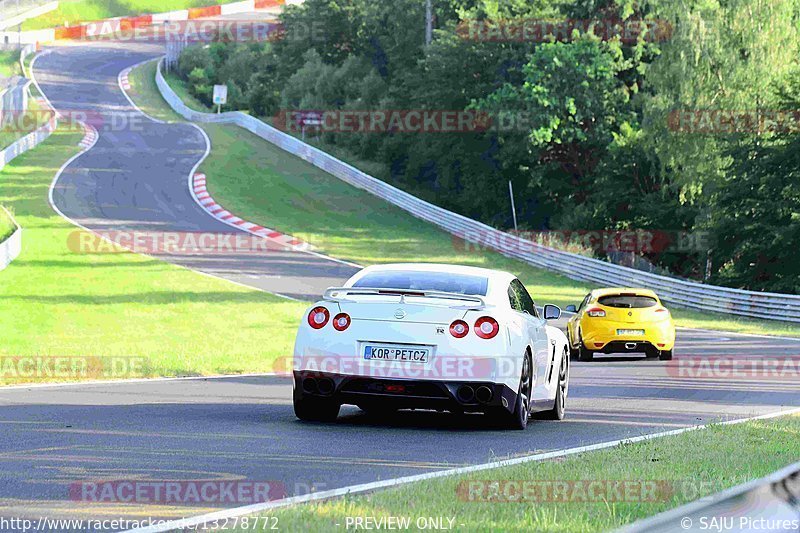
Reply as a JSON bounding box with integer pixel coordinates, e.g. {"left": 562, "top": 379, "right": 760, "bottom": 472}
{"left": 333, "top": 313, "right": 351, "bottom": 331}
{"left": 307, "top": 306, "right": 330, "bottom": 329}
{"left": 587, "top": 308, "right": 606, "bottom": 317}
{"left": 474, "top": 317, "right": 499, "bottom": 339}
{"left": 449, "top": 320, "right": 469, "bottom": 338}
{"left": 655, "top": 308, "right": 669, "bottom": 313}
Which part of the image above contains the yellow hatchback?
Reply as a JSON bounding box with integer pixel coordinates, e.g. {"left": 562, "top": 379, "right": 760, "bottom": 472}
{"left": 565, "top": 288, "right": 675, "bottom": 362}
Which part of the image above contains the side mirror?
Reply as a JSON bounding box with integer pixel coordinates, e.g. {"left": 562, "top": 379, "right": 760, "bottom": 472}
{"left": 543, "top": 304, "right": 561, "bottom": 320}
{"left": 565, "top": 305, "right": 577, "bottom": 313}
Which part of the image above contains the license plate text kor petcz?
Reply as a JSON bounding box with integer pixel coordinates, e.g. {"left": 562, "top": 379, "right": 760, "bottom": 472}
{"left": 364, "top": 345, "right": 430, "bottom": 363}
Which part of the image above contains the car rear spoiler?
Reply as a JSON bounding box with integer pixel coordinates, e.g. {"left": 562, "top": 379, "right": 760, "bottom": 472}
{"left": 323, "top": 287, "right": 486, "bottom": 309}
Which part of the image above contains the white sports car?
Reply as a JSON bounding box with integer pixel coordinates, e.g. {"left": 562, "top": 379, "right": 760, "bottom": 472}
{"left": 292, "top": 263, "right": 570, "bottom": 429}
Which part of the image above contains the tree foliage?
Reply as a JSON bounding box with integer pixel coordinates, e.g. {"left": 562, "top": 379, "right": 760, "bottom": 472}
{"left": 172, "top": 0, "right": 800, "bottom": 293}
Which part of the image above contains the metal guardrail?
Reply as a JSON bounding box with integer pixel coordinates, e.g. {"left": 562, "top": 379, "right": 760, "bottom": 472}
{"left": 0, "top": 47, "right": 55, "bottom": 272}
{"left": 621, "top": 461, "right": 800, "bottom": 532}
{"left": 1, "top": 47, "right": 56, "bottom": 172}
{"left": 0, "top": 0, "right": 48, "bottom": 17}
{"left": 155, "top": 58, "right": 800, "bottom": 323}
{"left": 0, "top": 0, "right": 57, "bottom": 33}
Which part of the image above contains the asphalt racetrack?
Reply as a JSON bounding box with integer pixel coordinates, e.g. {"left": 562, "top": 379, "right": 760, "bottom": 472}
{"left": 0, "top": 42, "right": 796, "bottom": 528}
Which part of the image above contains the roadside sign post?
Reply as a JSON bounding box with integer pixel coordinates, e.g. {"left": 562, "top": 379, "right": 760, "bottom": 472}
{"left": 297, "top": 111, "right": 322, "bottom": 140}
{"left": 212, "top": 84, "right": 228, "bottom": 114}
{"left": 508, "top": 180, "right": 518, "bottom": 232}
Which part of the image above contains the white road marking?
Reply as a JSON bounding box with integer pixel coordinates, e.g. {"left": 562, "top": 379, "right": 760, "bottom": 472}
{"left": 124, "top": 406, "right": 800, "bottom": 533}
{"left": 117, "top": 57, "right": 361, "bottom": 278}
{"left": 31, "top": 52, "right": 302, "bottom": 303}
{"left": 0, "top": 373, "right": 281, "bottom": 391}
{"left": 675, "top": 326, "right": 800, "bottom": 342}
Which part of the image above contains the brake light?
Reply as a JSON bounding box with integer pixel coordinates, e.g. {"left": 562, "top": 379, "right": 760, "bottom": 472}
{"left": 449, "top": 320, "right": 469, "bottom": 338}
{"left": 307, "top": 306, "right": 330, "bottom": 329}
{"left": 587, "top": 308, "right": 606, "bottom": 317}
{"left": 655, "top": 308, "right": 669, "bottom": 313}
{"left": 333, "top": 313, "right": 351, "bottom": 331}
{"left": 474, "top": 317, "right": 499, "bottom": 339}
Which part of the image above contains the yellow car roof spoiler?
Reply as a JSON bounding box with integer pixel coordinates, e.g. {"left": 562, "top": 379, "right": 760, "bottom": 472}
{"left": 592, "top": 287, "right": 660, "bottom": 299}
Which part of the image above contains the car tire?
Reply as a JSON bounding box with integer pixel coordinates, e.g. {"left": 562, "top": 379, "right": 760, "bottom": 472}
{"left": 567, "top": 330, "right": 578, "bottom": 360}
{"left": 502, "top": 351, "right": 533, "bottom": 430}
{"left": 541, "top": 349, "right": 568, "bottom": 421}
{"left": 569, "top": 342, "right": 579, "bottom": 360}
{"left": 294, "top": 395, "right": 340, "bottom": 422}
{"left": 578, "top": 343, "right": 594, "bottom": 362}
{"left": 659, "top": 349, "right": 674, "bottom": 361}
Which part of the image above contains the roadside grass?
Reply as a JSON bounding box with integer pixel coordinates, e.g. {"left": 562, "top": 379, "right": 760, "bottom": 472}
{"left": 0, "top": 206, "right": 16, "bottom": 242}
{"left": 128, "top": 61, "right": 185, "bottom": 122}
{"left": 130, "top": 59, "right": 800, "bottom": 338}
{"left": 0, "top": 50, "right": 22, "bottom": 78}
{"left": 20, "top": 0, "right": 242, "bottom": 30}
{"left": 239, "top": 414, "right": 800, "bottom": 532}
{"left": 0, "top": 124, "right": 307, "bottom": 385}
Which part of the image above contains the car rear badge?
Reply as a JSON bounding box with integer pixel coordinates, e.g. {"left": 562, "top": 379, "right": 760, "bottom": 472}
{"left": 394, "top": 309, "right": 406, "bottom": 319}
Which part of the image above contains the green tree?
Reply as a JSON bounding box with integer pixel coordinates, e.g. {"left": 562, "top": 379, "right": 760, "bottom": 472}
{"left": 708, "top": 135, "right": 800, "bottom": 293}
{"left": 476, "top": 37, "right": 632, "bottom": 206}
{"left": 642, "top": 0, "right": 800, "bottom": 202}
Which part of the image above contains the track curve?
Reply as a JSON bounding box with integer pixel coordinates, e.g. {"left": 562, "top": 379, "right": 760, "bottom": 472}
{"left": 34, "top": 43, "right": 358, "bottom": 301}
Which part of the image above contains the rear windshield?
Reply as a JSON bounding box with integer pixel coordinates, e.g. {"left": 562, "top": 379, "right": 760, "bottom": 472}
{"left": 353, "top": 271, "right": 489, "bottom": 296}
{"left": 598, "top": 295, "right": 658, "bottom": 308}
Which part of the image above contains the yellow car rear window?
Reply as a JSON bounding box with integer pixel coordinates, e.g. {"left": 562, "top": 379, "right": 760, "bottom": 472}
{"left": 598, "top": 295, "right": 658, "bottom": 308}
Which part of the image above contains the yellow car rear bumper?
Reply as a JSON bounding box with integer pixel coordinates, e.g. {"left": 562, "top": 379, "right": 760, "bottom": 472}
{"left": 579, "top": 319, "right": 675, "bottom": 352}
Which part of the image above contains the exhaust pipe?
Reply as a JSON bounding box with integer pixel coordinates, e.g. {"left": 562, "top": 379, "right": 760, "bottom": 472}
{"left": 317, "top": 378, "right": 335, "bottom": 396}
{"left": 456, "top": 385, "right": 475, "bottom": 403}
{"left": 625, "top": 342, "right": 637, "bottom": 350}
{"left": 301, "top": 377, "right": 318, "bottom": 394}
{"left": 475, "top": 386, "right": 493, "bottom": 404}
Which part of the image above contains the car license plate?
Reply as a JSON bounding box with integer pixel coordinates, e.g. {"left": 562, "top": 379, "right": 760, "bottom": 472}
{"left": 364, "top": 345, "right": 430, "bottom": 363}
{"left": 617, "top": 329, "right": 645, "bottom": 336}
